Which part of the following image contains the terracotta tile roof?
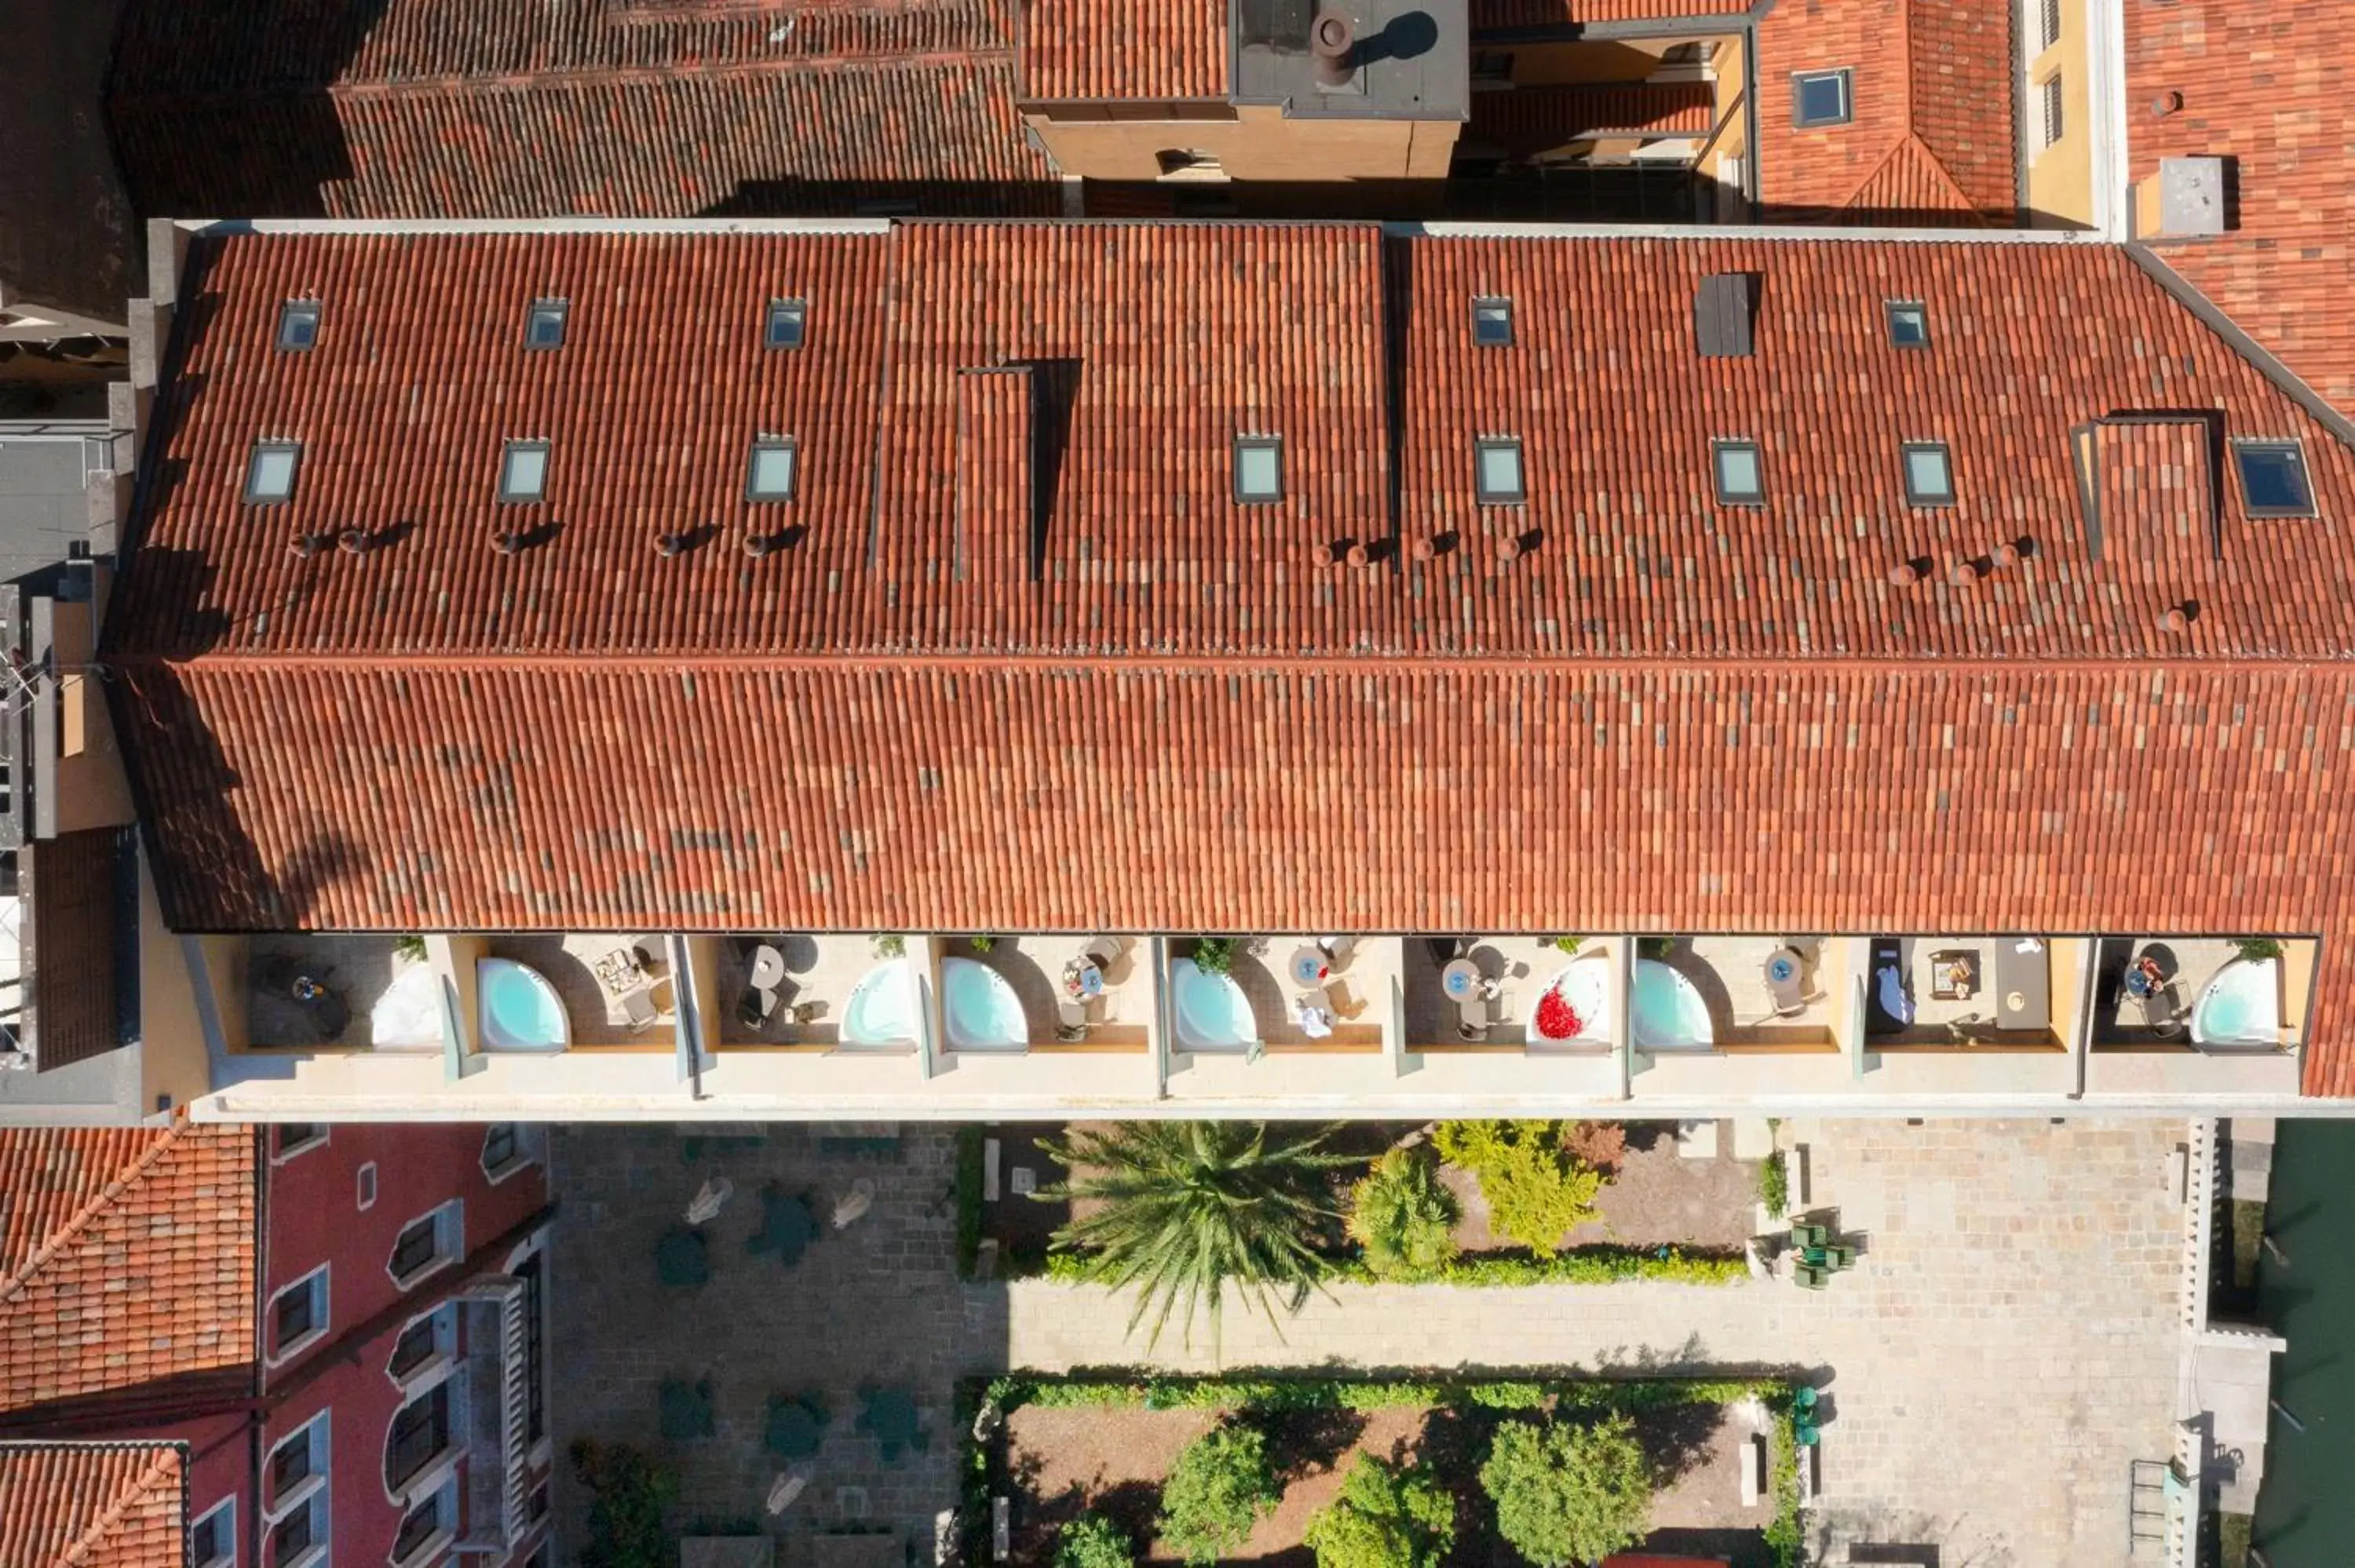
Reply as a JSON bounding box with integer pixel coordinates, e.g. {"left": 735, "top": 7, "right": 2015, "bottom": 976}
{"left": 1466, "top": 82, "right": 1716, "bottom": 151}
{"left": 108, "top": 0, "right": 1053, "bottom": 221}
{"left": 0, "top": 1125, "right": 257, "bottom": 1413}
{"left": 1020, "top": 0, "right": 1229, "bottom": 100}
{"left": 2127, "top": 0, "right": 2355, "bottom": 416}
{"left": 0, "top": 1444, "right": 185, "bottom": 1568}
{"left": 100, "top": 224, "right": 2355, "bottom": 1092}
{"left": 1754, "top": 0, "right": 2017, "bottom": 222}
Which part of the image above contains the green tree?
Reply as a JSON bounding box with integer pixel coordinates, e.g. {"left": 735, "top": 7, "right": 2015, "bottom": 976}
{"left": 1303, "top": 1453, "right": 1456, "bottom": 1568}
{"left": 1053, "top": 1514, "right": 1136, "bottom": 1568}
{"left": 569, "top": 1439, "right": 679, "bottom": 1568}
{"left": 1038, "top": 1121, "right": 1351, "bottom": 1347}
{"left": 1431, "top": 1121, "right": 1605, "bottom": 1254}
{"left": 1478, "top": 1414, "right": 1651, "bottom": 1567}
{"left": 1347, "top": 1145, "right": 1461, "bottom": 1279}
{"left": 1157, "top": 1424, "right": 1281, "bottom": 1566}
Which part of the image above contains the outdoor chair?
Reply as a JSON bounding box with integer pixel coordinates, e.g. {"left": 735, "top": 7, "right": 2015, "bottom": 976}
{"left": 1794, "top": 1264, "right": 1830, "bottom": 1290}
{"left": 1080, "top": 935, "right": 1123, "bottom": 970}
{"left": 1790, "top": 1222, "right": 1831, "bottom": 1250}
{"left": 621, "top": 986, "right": 661, "bottom": 1032}
{"left": 1319, "top": 935, "right": 1358, "bottom": 969}
{"left": 1055, "top": 999, "right": 1090, "bottom": 1043}
{"left": 737, "top": 986, "right": 780, "bottom": 1031}
{"left": 1820, "top": 1245, "right": 1856, "bottom": 1271}
{"left": 1456, "top": 996, "right": 1492, "bottom": 1042}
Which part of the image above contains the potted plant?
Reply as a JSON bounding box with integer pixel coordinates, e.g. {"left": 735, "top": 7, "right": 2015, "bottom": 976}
{"left": 1192, "top": 937, "right": 1235, "bottom": 977}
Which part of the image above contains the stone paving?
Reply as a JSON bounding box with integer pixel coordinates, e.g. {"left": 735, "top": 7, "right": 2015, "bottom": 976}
{"left": 552, "top": 1118, "right": 2185, "bottom": 1568}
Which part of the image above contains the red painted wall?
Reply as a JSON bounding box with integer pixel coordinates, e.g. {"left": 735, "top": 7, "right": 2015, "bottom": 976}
{"left": 260, "top": 1124, "right": 552, "bottom": 1568}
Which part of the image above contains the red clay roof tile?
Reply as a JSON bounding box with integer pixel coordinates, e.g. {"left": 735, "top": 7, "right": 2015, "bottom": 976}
{"left": 2127, "top": 0, "right": 2355, "bottom": 417}
{"left": 108, "top": 0, "right": 1053, "bottom": 220}
{"left": 1020, "top": 0, "right": 1229, "bottom": 100}
{"left": 1466, "top": 82, "right": 1716, "bottom": 151}
{"left": 0, "top": 1444, "right": 186, "bottom": 1568}
{"left": 0, "top": 1125, "right": 257, "bottom": 1414}
{"left": 101, "top": 224, "right": 2355, "bottom": 1095}
{"left": 1753, "top": 0, "right": 2016, "bottom": 222}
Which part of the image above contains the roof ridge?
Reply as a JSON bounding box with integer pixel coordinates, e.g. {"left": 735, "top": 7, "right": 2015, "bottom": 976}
{"left": 48, "top": 1446, "right": 181, "bottom": 1568}
{"left": 0, "top": 1125, "right": 195, "bottom": 1303}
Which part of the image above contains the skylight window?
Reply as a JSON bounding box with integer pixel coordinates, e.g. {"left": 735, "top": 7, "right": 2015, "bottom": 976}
{"left": 1474, "top": 437, "right": 1527, "bottom": 505}
{"left": 276, "top": 300, "right": 321, "bottom": 352}
{"left": 1233, "top": 436, "right": 1283, "bottom": 503}
{"left": 1712, "top": 439, "right": 1765, "bottom": 507}
{"left": 498, "top": 440, "right": 550, "bottom": 504}
{"left": 2234, "top": 440, "right": 2317, "bottom": 517}
{"left": 744, "top": 437, "right": 798, "bottom": 502}
{"left": 1792, "top": 68, "right": 1853, "bottom": 128}
{"left": 765, "top": 298, "right": 806, "bottom": 351}
{"left": 1472, "top": 297, "right": 1513, "bottom": 347}
{"left": 244, "top": 440, "right": 301, "bottom": 506}
{"left": 1886, "top": 301, "right": 1930, "bottom": 348}
{"left": 1900, "top": 441, "right": 1955, "bottom": 508}
{"left": 524, "top": 297, "right": 569, "bottom": 351}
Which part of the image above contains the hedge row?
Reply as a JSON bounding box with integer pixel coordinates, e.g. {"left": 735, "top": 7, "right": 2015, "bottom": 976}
{"left": 1031, "top": 1245, "right": 1747, "bottom": 1289}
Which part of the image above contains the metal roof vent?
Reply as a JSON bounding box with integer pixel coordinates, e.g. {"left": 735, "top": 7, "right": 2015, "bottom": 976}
{"left": 1310, "top": 11, "right": 1356, "bottom": 89}
{"left": 1694, "top": 272, "right": 1758, "bottom": 359}
{"left": 2140, "top": 156, "right": 2229, "bottom": 237}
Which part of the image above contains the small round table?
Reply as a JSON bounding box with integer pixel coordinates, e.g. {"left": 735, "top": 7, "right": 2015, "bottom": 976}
{"left": 1288, "top": 946, "right": 1331, "bottom": 989}
{"left": 1064, "top": 961, "right": 1104, "bottom": 999}
{"left": 1764, "top": 949, "right": 1802, "bottom": 988}
{"left": 1440, "top": 959, "right": 1483, "bottom": 1001}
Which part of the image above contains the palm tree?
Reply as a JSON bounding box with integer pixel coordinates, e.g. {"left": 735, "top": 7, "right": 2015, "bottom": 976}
{"left": 1036, "top": 1121, "right": 1353, "bottom": 1350}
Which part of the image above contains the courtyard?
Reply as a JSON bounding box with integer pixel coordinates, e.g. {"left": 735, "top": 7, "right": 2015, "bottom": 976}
{"left": 550, "top": 1118, "right": 2185, "bottom": 1567}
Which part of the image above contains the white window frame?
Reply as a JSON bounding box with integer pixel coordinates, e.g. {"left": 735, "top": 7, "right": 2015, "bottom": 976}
{"left": 480, "top": 1123, "right": 531, "bottom": 1184}
{"left": 264, "top": 1412, "right": 331, "bottom": 1530}
{"left": 387, "top": 1199, "right": 464, "bottom": 1292}
{"left": 190, "top": 1495, "right": 238, "bottom": 1568}
{"left": 385, "top": 1303, "right": 458, "bottom": 1395}
{"left": 267, "top": 1264, "right": 330, "bottom": 1366}
{"left": 384, "top": 1377, "right": 464, "bottom": 1508}
{"left": 269, "top": 1125, "right": 329, "bottom": 1165}
{"left": 266, "top": 1485, "right": 330, "bottom": 1568}
{"left": 2036, "top": 0, "right": 2062, "bottom": 53}
{"left": 356, "top": 1161, "right": 378, "bottom": 1211}
{"left": 2038, "top": 74, "right": 2064, "bottom": 151}
{"left": 389, "top": 1472, "right": 458, "bottom": 1568}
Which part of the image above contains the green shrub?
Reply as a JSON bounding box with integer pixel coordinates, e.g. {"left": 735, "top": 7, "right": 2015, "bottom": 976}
{"left": 1465, "top": 1381, "right": 1548, "bottom": 1409}
{"left": 2234, "top": 936, "right": 2284, "bottom": 962}
{"left": 570, "top": 1439, "right": 678, "bottom": 1568}
{"left": 1191, "top": 937, "right": 1236, "bottom": 976}
{"left": 970, "top": 934, "right": 997, "bottom": 954}
{"left": 1053, "top": 1515, "right": 1135, "bottom": 1568}
{"left": 872, "top": 932, "right": 906, "bottom": 958}
{"left": 1347, "top": 1146, "right": 1461, "bottom": 1278}
{"left": 392, "top": 933, "right": 427, "bottom": 963}
{"left": 1158, "top": 1424, "right": 1280, "bottom": 1566}
{"left": 1638, "top": 936, "right": 1678, "bottom": 961}
{"left": 1479, "top": 1414, "right": 1650, "bottom": 1568}
{"left": 1758, "top": 1150, "right": 1789, "bottom": 1220}
{"left": 1302, "top": 1455, "right": 1455, "bottom": 1568}
{"left": 1430, "top": 1121, "right": 1604, "bottom": 1254}
{"left": 1548, "top": 935, "right": 1583, "bottom": 954}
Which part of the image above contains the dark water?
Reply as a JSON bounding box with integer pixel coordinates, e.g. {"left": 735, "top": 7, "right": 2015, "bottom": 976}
{"left": 2250, "top": 1119, "right": 2355, "bottom": 1563}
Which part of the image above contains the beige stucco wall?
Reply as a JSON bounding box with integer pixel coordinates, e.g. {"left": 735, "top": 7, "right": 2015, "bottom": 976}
{"left": 2023, "top": 0, "right": 2097, "bottom": 227}
{"left": 1027, "top": 103, "right": 1457, "bottom": 183}
{"left": 134, "top": 859, "right": 215, "bottom": 1114}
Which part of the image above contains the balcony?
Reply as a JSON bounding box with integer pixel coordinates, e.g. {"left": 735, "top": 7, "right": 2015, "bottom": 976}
{"left": 469, "top": 933, "right": 675, "bottom": 1049}
{"left": 1860, "top": 935, "right": 2065, "bottom": 1050}
{"left": 245, "top": 934, "right": 436, "bottom": 1051}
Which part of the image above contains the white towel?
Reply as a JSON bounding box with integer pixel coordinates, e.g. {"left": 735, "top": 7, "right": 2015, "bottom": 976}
{"left": 1295, "top": 1001, "right": 1333, "bottom": 1037}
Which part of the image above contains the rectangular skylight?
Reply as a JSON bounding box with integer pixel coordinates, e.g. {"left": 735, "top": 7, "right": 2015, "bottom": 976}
{"left": 498, "top": 440, "right": 550, "bottom": 504}
{"left": 744, "top": 437, "right": 798, "bottom": 502}
{"left": 1900, "top": 441, "right": 1955, "bottom": 507}
{"left": 1712, "top": 439, "right": 1765, "bottom": 507}
{"left": 1792, "top": 68, "right": 1853, "bottom": 128}
{"left": 524, "top": 298, "right": 568, "bottom": 351}
{"left": 1475, "top": 437, "right": 1526, "bottom": 505}
{"left": 1473, "top": 297, "right": 1513, "bottom": 348}
{"left": 276, "top": 301, "right": 321, "bottom": 353}
{"left": 1233, "top": 436, "right": 1283, "bottom": 503}
{"left": 1886, "top": 301, "right": 1929, "bottom": 348}
{"left": 244, "top": 440, "right": 301, "bottom": 505}
{"left": 765, "top": 299, "right": 807, "bottom": 351}
{"left": 2234, "top": 440, "right": 2316, "bottom": 517}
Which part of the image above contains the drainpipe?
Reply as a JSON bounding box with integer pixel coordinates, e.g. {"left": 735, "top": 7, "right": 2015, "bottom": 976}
{"left": 1612, "top": 938, "right": 1635, "bottom": 1099}
{"left": 666, "top": 932, "right": 706, "bottom": 1096}
{"left": 1148, "top": 935, "right": 1172, "bottom": 1100}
